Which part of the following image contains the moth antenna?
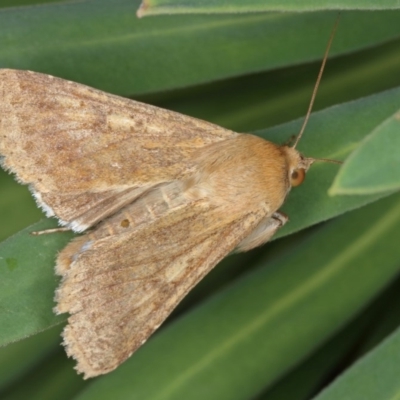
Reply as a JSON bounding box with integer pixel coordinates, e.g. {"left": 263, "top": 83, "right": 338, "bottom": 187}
{"left": 292, "top": 14, "right": 340, "bottom": 149}
{"left": 308, "top": 157, "right": 343, "bottom": 165}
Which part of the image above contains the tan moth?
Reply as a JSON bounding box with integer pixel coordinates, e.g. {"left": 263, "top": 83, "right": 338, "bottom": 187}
{"left": 0, "top": 20, "right": 340, "bottom": 378}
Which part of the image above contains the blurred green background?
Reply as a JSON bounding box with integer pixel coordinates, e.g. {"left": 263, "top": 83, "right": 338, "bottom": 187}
{"left": 1, "top": 1, "right": 400, "bottom": 399}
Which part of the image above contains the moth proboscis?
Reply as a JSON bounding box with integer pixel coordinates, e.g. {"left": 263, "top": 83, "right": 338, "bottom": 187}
{"left": 0, "top": 18, "right": 340, "bottom": 378}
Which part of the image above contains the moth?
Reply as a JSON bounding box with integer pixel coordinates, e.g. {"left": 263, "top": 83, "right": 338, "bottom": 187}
{"left": 0, "top": 22, "right": 339, "bottom": 379}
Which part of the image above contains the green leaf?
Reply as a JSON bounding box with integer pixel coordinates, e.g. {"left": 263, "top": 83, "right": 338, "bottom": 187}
{"left": 137, "top": 0, "right": 400, "bottom": 16}
{"left": 0, "top": 0, "right": 64, "bottom": 8}
{"left": 0, "top": 172, "right": 42, "bottom": 241}
{"left": 1, "top": 347, "right": 87, "bottom": 400}
{"left": 313, "top": 326, "right": 400, "bottom": 400}
{"left": 329, "top": 109, "right": 400, "bottom": 195}
{"left": 0, "top": 221, "right": 71, "bottom": 347}
{"left": 257, "top": 314, "right": 375, "bottom": 400}
{"left": 0, "top": 325, "right": 62, "bottom": 391}
{"left": 259, "top": 274, "right": 400, "bottom": 400}
{"left": 355, "top": 280, "right": 400, "bottom": 357}
{"left": 74, "top": 194, "right": 400, "bottom": 400}
{"left": 142, "top": 35, "right": 400, "bottom": 133}
{"left": 2, "top": 1, "right": 400, "bottom": 95}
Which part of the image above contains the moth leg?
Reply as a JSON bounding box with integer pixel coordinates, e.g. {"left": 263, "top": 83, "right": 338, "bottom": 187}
{"left": 31, "top": 227, "right": 71, "bottom": 236}
{"left": 235, "top": 211, "right": 288, "bottom": 252}
{"left": 271, "top": 211, "right": 288, "bottom": 226}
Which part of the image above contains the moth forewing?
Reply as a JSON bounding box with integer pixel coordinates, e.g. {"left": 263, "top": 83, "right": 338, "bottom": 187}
{"left": 0, "top": 69, "right": 237, "bottom": 231}
{"left": 55, "top": 187, "right": 269, "bottom": 378}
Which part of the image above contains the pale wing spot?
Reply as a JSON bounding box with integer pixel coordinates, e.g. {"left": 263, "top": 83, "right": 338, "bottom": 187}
{"left": 110, "top": 162, "right": 122, "bottom": 169}
{"left": 81, "top": 240, "right": 93, "bottom": 252}
{"left": 160, "top": 186, "right": 173, "bottom": 208}
{"left": 144, "top": 200, "right": 157, "bottom": 220}
{"left": 164, "top": 263, "right": 183, "bottom": 282}
{"left": 71, "top": 241, "right": 93, "bottom": 263}
{"left": 103, "top": 222, "right": 116, "bottom": 236}
{"left": 66, "top": 129, "right": 95, "bottom": 141}
{"left": 106, "top": 114, "right": 135, "bottom": 131}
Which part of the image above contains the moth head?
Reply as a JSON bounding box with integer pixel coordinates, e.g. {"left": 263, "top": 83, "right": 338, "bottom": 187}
{"left": 281, "top": 146, "right": 314, "bottom": 188}
{"left": 282, "top": 145, "right": 342, "bottom": 189}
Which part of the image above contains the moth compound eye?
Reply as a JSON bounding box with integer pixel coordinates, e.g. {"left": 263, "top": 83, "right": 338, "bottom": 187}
{"left": 291, "top": 168, "right": 305, "bottom": 187}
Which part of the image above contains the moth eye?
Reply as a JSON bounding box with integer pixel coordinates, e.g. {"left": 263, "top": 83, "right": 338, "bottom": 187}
{"left": 290, "top": 168, "right": 305, "bottom": 187}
